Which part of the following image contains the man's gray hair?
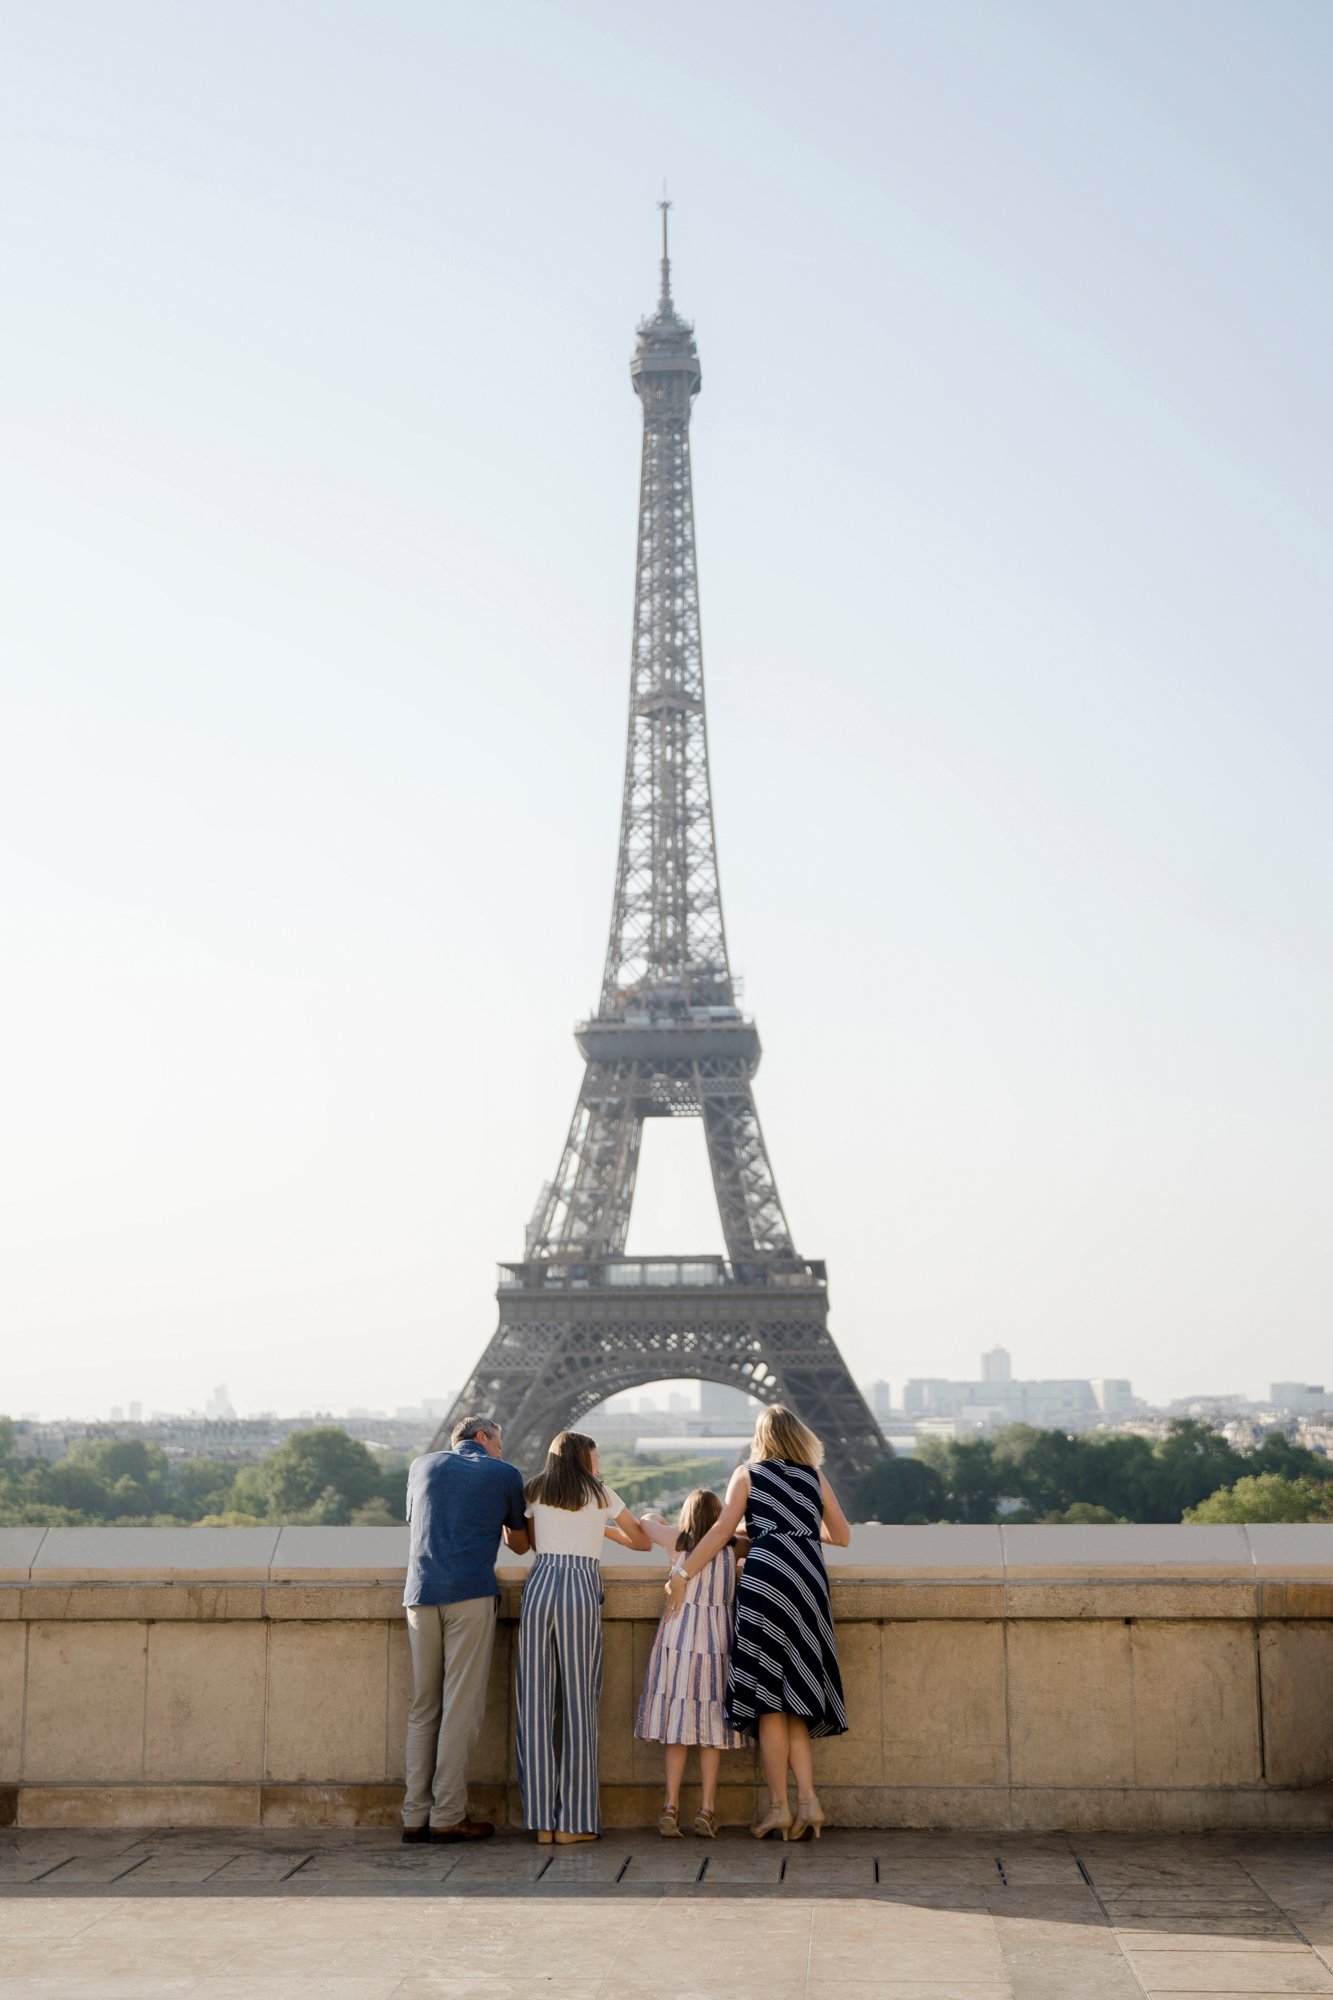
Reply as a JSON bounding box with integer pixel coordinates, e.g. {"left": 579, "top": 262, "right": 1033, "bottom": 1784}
{"left": 451, "top": 1414, "right": 501, "bottom": 1446}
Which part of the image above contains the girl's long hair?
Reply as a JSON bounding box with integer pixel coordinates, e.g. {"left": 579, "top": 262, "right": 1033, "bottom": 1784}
{"left": 675, "top": 1485, "right": 726, "bottom": 1554}
{"left": 750, "top": 1404, "right": 824, "bottom": 1468}
{"left": 525, "top": 1430, "right": 607, "bottom": 1512}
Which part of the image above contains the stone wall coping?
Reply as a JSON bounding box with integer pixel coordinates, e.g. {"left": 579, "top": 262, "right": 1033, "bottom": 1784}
{"left": 999, "top": 1523, "right": 1251, "bottom": 1568}
{"left": 827, "top": 1525, "right": 1005, "bottom": 1568}
{"left": 0, "top": 1527, "right": 48, "bottom": 1577}
{"left": 1243, "top": 1523, "right": 1333, "bottom": 1574}
{"left": 4, "top": 1521, "right": 1332, "bottom": 1586}
{"left": 267, "top": 1525, "right": 418, "bottom": 1581}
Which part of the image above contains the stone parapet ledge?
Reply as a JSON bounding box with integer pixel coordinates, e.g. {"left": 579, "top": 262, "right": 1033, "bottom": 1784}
{"left": 4, "top": 1525, "right": 1332, "bottom": 1624}
{"left": 3, "top": 1523, "right": 1332, "bottom": 1832}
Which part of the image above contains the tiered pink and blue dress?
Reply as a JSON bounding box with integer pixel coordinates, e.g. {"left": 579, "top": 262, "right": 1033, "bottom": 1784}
{"left": 634, "top": 1519, "right": 747, "bottom": 1749}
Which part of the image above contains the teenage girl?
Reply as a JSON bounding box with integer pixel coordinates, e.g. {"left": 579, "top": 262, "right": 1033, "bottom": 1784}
{"left": 516, "top": 1430, "right": 651, "bottom": 1842}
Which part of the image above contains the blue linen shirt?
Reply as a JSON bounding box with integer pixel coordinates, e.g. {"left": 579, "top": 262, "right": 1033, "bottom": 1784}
{"left": 403, "top": 1440, "right": 527, "bottom": 1607}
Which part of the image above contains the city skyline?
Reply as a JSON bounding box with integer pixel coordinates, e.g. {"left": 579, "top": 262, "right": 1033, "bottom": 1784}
{"left": 5, "top": 3, "right": 1332, "bottom": 1421}
{"left": 15, "top": 1354, "right": 1330, "bottom": 1430}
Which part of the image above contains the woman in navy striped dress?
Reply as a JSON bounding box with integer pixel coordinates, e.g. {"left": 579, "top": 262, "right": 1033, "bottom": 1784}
{"left": 517, "top": 1431, "right": 651, "bottom": 1842}
{"left": 663, "top": 1406, "right": 851, "bottom": 1840}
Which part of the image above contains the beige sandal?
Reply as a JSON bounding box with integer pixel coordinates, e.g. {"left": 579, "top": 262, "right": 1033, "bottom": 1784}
{"left": 658, "top": 1803, "right": 683, "bottom": 1838}
{"left": 693, "top": 1807, "right": 718, "bottom": 1839}
{"left": 788, "top": 1794, "right": 826, "bottom": 1842}
{"left": 751, "top": 1795, "right": 793, "bottom": 1841}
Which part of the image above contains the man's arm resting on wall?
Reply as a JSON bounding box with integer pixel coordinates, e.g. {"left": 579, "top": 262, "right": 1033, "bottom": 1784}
{"left": 502, "top": 1468, "right": 530, "bottom": 1553}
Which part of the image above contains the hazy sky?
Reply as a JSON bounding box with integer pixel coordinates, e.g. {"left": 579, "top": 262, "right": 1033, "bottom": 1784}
{"left": 3, "top": 1, "right": 1331, "bottom": 1421}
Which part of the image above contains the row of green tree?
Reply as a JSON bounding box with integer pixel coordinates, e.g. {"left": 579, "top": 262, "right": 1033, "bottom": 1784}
{"left": 7, "top": 1415, "right": 1330, "bottom": 1531}
{"left": 0, "top": 1421, "right": 410, "bottom": 1527}
{"left": 0, "top": 1421, "right": 737, "bottom": 1529}
{"left": 852, "top": 1420, "right": 1333, "bottom": 1525}
{"left": 600, "top": 1453, "right": 732, "bottom": 1510}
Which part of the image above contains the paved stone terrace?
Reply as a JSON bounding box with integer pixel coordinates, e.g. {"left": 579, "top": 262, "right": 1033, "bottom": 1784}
{"left": 3, "top": 1829, "right": 1333, "bottom": 1997}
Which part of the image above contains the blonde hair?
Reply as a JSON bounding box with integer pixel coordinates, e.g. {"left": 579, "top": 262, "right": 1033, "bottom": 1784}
{"left": 750, "top": 1404, "right": 824, "bottom": 1468}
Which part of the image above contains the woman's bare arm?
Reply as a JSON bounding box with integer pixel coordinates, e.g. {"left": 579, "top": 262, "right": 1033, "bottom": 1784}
{"left": 818, "top": 1471, "right": 852, "bottom": 1547}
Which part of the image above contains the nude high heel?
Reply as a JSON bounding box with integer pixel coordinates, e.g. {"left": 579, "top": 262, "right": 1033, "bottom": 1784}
{"left": 788, "top": 1794, "right": 825, "bottom": 1842}
{"left": 751, "top": 1794, "right": 793, "bottom": 1841}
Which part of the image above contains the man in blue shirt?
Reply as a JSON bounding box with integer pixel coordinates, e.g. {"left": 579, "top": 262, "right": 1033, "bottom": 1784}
{"left": 402, "top": 1415, "right": 528, "bottom": 1842}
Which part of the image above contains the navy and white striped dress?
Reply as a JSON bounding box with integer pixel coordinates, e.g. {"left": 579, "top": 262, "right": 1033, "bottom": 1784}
{"left": 725, "top": 1459, "right": 848, "bottom": 1739}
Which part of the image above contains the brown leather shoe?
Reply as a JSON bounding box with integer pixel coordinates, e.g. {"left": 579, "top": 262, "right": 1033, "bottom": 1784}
{"left": 401, "top": 1824, "right": 431, "bottom": 1844}
{"left": 430, "top": 1817, "right": 494, "bottom": 1843}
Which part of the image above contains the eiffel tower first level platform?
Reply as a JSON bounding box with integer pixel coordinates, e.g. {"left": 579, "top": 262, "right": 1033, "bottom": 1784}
{"left": 435, "top": 210, "right": 885, "bottom": 1499}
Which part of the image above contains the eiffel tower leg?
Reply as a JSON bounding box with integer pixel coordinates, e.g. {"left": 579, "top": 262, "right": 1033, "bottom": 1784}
{"left": 526, "top": 1062, "right": 643, "bottom": 1261}
{"left": 439, "top": 1062, "right": 642, "bottom": 1456}
{"left": 701, "top": 1080, "right": 795, "bottom": 1267}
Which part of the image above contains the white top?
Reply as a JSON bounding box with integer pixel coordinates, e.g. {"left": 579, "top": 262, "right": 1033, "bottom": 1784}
{"left": 526, "top": 1486, "right": 626, "bottom": 1558}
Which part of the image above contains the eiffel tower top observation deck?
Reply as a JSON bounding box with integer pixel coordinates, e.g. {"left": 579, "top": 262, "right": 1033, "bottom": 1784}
{"left": 436, "top": 214, "right": 885, "bottom": 1493}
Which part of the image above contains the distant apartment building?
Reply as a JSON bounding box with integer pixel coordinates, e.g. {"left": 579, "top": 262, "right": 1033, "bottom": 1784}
{"left": 860, "top": 1380, "right": 892, "bottom": 1422}
{"left": 1270, "top": 1383, "right": 1328, "bottom": 1415}
{"left": 901, "top": 1354, "right": 1137, "bottom": 1434}
{"left": 699, "top": 1380, "right": 760, "bottom": 1427}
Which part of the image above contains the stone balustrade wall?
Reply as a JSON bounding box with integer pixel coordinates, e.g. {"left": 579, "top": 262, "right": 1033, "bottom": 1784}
{"left": 2, "top": 1524, "right": 1331, "bottom": 1832}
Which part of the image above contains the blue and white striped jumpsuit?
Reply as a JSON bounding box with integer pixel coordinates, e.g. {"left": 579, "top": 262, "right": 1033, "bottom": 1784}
{"left": 516, "top": 1488, "right": 623, "bottom": 1834}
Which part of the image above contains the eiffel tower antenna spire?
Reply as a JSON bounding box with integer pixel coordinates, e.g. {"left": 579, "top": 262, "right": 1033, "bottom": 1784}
{"left": 435, "top": 229, "right": 886, "bottom": 1498}
{"left": 658, "top": 188, "right": 672, "bottom": 311}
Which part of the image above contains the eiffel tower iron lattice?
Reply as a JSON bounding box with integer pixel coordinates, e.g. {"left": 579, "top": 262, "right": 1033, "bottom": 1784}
{"left": 435, "top": 211, "right": 886, "bottom": 1497}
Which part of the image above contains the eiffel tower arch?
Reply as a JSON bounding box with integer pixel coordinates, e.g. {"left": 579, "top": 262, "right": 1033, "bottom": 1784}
{"left": 435, "top": 211, "right": 886, "bottom": 1498}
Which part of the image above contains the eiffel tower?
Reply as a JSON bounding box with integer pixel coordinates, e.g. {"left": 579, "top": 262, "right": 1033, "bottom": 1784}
{"left": 435, "top": 210, "right": 885, "bottom": 1497}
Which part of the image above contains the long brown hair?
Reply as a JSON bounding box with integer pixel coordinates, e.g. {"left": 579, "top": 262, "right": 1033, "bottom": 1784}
{"left": 525, "top": 1430, "right": 607, "bottom": 1512}
{"left": 675, "top": 1485, "right": 726, "bottom": 1554}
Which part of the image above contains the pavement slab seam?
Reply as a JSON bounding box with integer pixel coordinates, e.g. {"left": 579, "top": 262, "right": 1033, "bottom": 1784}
{"left": 1057, "top": 1851, "right": 1157, "bottom": 2000}
{"left": 8, "top": 1832, "right": 1333, "bottom": 1997}
{"left": 1239, "top": 1856, "right": 1333, "bottom": 1985}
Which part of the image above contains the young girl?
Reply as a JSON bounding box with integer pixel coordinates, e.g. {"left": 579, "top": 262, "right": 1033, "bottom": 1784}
{"left": 516, "top": 1431, "right": 651, "bottom": 1844}
{"left": 635, "top": 1487, "right": 748, "bottom": 1837}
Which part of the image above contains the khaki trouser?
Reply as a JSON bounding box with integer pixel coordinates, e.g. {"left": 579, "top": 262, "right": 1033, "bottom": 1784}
{"left": 403, "top": 1597, "right": 497, "bottom": 1828}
